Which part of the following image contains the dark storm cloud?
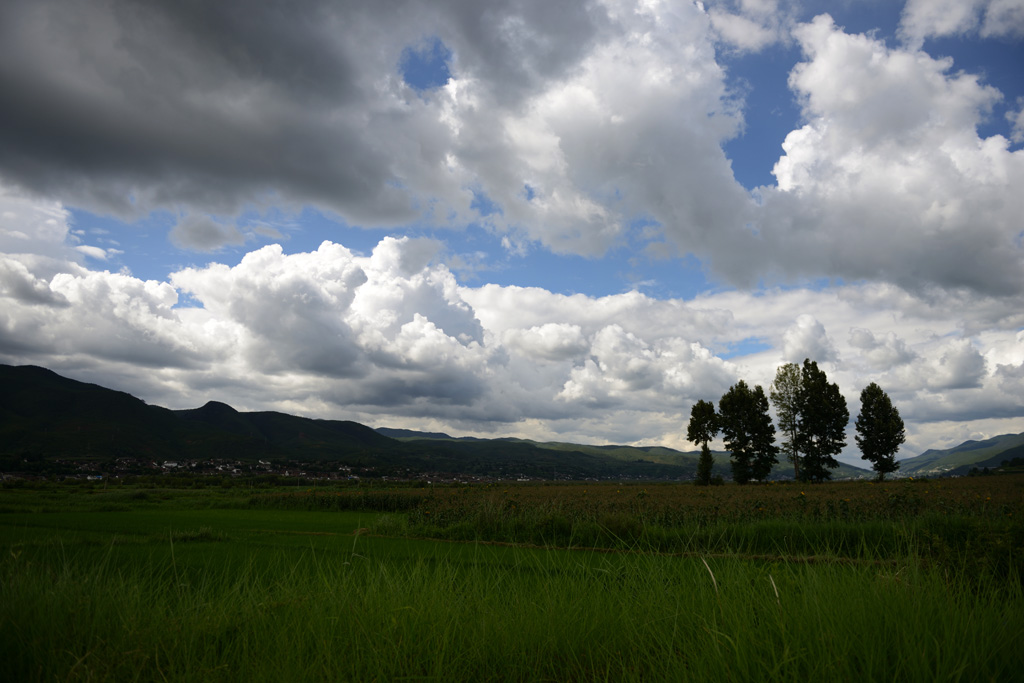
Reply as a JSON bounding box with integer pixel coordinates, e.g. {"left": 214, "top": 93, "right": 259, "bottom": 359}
{"left": 0, "top": 259, "right": 70, "bottom": 306}
{"left": 0, "top": 1, "right": 401, "bottom": 221}
{"left": 2, "top": 1, "right": 1021, "bottom": 298}
{"left": 439, "top": 0, "right": 607, "bottom": 103}
{"left": 168, "top": 214, "right": 245, "bottom": 251}
{"left": 0, "top": 0, "right": 604, "bottom": 224}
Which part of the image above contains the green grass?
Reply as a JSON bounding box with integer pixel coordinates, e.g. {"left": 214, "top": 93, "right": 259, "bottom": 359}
{"left": 3, "top": 533, "right": 1020, "bottom": 681}
{"left": 1, "top": 483, "right": 1022, "bottom": 681}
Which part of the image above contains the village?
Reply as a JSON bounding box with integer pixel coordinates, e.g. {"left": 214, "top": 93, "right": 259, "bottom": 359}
{"left": 1, "top": 455, "right": 551, "bottom": 486}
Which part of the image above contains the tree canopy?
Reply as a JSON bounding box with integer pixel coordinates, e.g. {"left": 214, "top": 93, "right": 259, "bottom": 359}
{"left": 718, "top": 380, "right": 778, "bottom": 484}
{"left": 855, "top": 382, "right": 905, "bottom": 481}
{"left": 794, "top": 359, "right": 848, "bottom": 483}
{"left": 687, "top": 399, "right": 718, "bottom": 448}
{"left": 770, "top": 362, "right": 802, "bottom": 479}
{"left": 687, "top": 399, "right": 719, "bottom": 486}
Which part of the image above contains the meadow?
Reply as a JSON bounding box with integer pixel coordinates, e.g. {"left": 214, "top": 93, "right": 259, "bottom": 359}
{"left": 2, "top": 475, "right": 1022, "bottom": 681}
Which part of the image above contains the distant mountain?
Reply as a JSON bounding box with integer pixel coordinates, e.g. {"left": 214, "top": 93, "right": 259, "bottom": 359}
{"left": 1, "top": 364, "right": 702, "bottom": 478}
{"left": 0, "top": 363, "right": 876, "bottom": 480}
{"left": 898, "top": 432, "right": 1024, "bottom": 475}
{"left": 0, "top": 364, "right": 397, "bottom": 463}
{"left": 377, "top": 427, "right": 458, "bottom": 440}
{"left": 374, "top": 428, "right": 870, "bottom": 480}
{"left": 1, "top": 364, "right": 187, "bottom": 460}
{"left": 176, "top": 400, "right": 393, "bottom": 456}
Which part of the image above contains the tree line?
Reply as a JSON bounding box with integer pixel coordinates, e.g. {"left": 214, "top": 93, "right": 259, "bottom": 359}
{"left": 687, "top": 359, "right": 906, "bottom": 484}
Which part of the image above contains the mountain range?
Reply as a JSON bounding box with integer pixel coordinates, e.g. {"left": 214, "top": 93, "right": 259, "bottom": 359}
{"left": 2, "top": 363, "right": 1019, "bottom": 479}
{"left": 0, "top": 364, "right": 701, "bottom": 479}
{"left": 898, "top": 432, "right": 1024, "bottom": 476}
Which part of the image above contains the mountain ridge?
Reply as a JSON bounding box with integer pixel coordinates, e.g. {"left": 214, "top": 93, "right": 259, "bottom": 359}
{"left": 0, "top": 364, "right": 701, "bottom": 478}
{"left": 898, "top": 432, "right": 1024, "bottom": 475}
{"left": 20, "top": 362, "right": 1014, "bottom": 479}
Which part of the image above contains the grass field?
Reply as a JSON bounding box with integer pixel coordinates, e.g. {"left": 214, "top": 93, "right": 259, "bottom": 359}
{"left": 2, "top": 476, "right": 1022, "bottom": 681}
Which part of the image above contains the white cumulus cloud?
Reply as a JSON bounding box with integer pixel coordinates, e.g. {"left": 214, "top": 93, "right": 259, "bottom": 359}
{"left": 754, "top": 14, "right": 1024, "bottom": 295}
{"left": 899, "top": 0, "right": 1024, "bottom": 48}
{"left": 782, "top": 313, "right": 837, "bottom": 364}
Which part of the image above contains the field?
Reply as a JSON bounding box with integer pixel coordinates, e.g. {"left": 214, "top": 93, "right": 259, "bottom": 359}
{"left": 2, "top": 475, "right": 1022, "bottom": 681}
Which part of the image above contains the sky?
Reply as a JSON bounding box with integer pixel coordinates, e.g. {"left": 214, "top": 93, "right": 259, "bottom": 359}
{"left": 1, "top": 0, "right": 1023, "bottom": 466}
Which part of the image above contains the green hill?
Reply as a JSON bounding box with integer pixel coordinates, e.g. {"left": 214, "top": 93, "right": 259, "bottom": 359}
{"left": 898, "top": 432, "right": 1024, "bottom": 475}
{"left": 375, "top": 430, "right": 870, "bottom": 480}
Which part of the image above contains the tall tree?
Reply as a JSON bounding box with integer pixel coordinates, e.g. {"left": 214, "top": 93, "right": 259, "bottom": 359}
{"left": 718, "top": 381, "right": 778, "bottom": 484}
{"left": 749, "top": 386, "right": 779, "bottom": 482}
{"left": 795, "top": 359, "right": 849, "bottom": 483}
{"left": 770, "top": 363, "right": 802, "bottom": 480}
{"left": 686, "top": 400, "right": 718, "bottom": 449}
{"left": 687, "top": 400, "right": 718, "bottom": 486}
{"left": 855, "top": 382, "right": 905, "bottom": 481}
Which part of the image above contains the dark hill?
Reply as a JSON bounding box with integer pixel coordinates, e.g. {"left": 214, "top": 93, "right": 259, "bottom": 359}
{"left": 0, "top": 363, "right": 702, "bottom": 478}
{"left": 176, "top": 400, "right": 392, "bottom": 453}
{"left": 1, "top": 365, "right": 184, "bottom": 460}
{"left": 0, "top": 364, "right": 397, "bottom": 462}
{"left": 376, "top": 427, "right": 456, "bottom": 440}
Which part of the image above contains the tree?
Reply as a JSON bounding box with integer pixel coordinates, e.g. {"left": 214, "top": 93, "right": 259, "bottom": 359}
{"left": 718, "top": 381, "right": 778, "bottom": 484}
{"left": 748, "top": 386, "right": 779, "bottom": 482}
{"left": 794, "top": 359, "right": 848, "bottom": 483}
{"left": 687, "top": 400, "right": 718, "bottom": 449}
{"left": 687, "top": 400, "right": 718, "bottom": 486}
{"left": 770, "top": 363, "right": 802, "bottom": 480}
{"left": 855, "top": 382, "right": 905, "bottom": 481}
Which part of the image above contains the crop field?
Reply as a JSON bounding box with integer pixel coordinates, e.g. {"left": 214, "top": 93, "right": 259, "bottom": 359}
{"left": 2, "top": 475, "right": 1022, "bottom": 681}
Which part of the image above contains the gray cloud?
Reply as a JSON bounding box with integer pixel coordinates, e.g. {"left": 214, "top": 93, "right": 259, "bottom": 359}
{"left": 169, "top": 215, "right": 246, "bottom": 251}
{"left": 2, "top": 3, "right": 1020, "bottom": 296}
{"left": 504, "top": 323, "right": 589, "bottom": 362}
{"left": 901, "top": 390, "right": 1024, "bottom": 424}
{"left": 0, "top": 258, "right": 69, "bottom": 306}
{"left": 848, "top": 328, "right": 917, "bottom": 370}
{"left": 927, "top": 340, "right": 988, "bottom": 390}
{"left": 0, "top": 0, "right": 748, "bottom": 273}
{"left": 0, "top": 0, "right": 601, "bottom": 224}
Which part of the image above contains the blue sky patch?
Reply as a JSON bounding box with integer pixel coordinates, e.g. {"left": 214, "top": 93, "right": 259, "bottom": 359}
{"left": 470, "top": 190, "right": 502, "bottom": 217}
{"left": 400, "top": 37, "right": 452, "bottom": 91}
{"left": 720, "top": 337, "right": 775, "bottom": 360}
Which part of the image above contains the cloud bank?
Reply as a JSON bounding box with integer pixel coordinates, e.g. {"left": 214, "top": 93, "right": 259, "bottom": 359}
{"left": 2, "top": 202, "right": 1021, "bottom": 459}
{"left": 1, "top": 1, "right": 1020, "bottom": 294}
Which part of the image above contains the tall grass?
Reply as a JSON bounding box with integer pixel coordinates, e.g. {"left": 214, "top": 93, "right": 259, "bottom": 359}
{"left": 2, "top": 479, "right": 1021, "bottom": 680}
{"left": 2, "top": 535, "right": 1021, "bottom": 682}
{"left": 377, "top": 500, "right": 1020, "bottom": 581}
